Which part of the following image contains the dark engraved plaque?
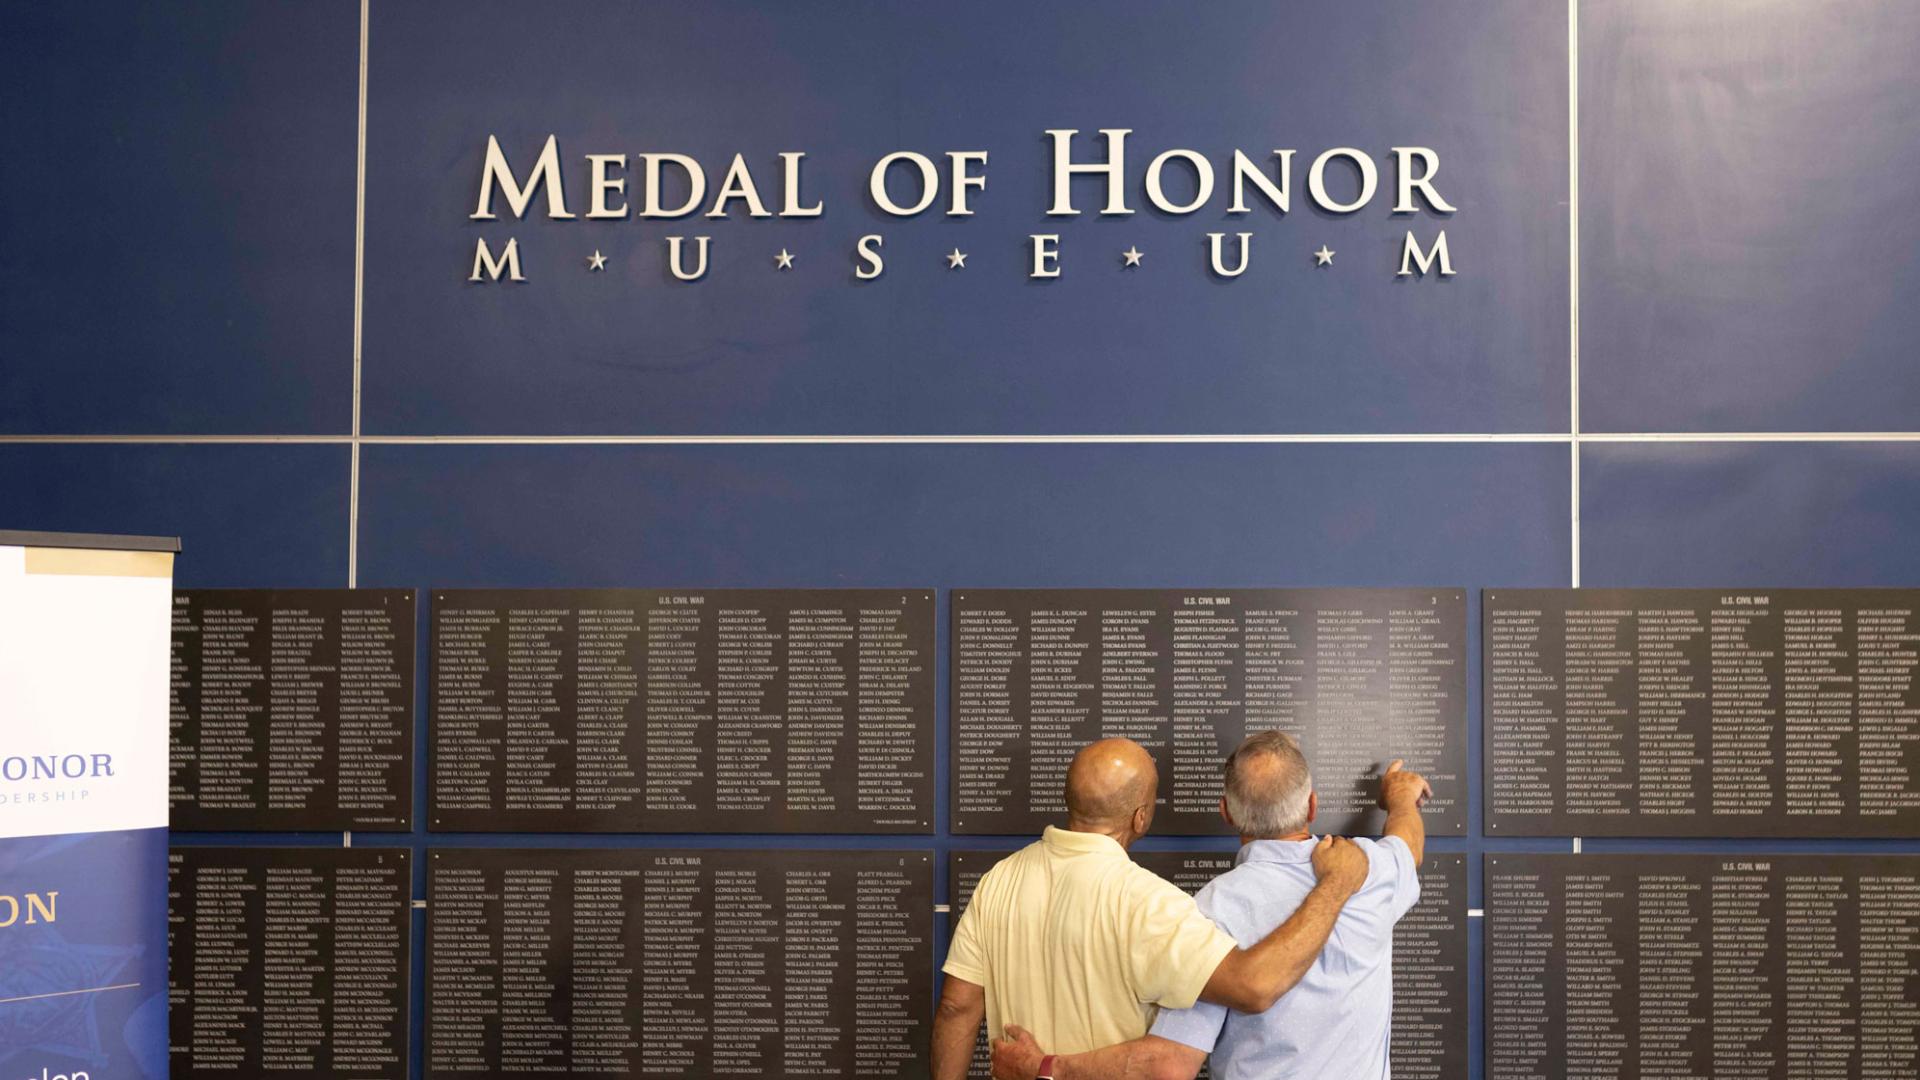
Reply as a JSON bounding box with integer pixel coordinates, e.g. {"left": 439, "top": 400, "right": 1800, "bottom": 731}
{"left": 170, "top": 589, "right": 415, "bottom": 831}
{"left": 946, "top": 847, "right": 1466, "bottom": 1080}
{"left": 1484, "top": 589, "right": 1920, "bottom": 836}
{"left": 1486, "top": 853, "right": 1920, "bottom": 1079}
{"left": 950, "top": 589, "right": 1466, "bottom": 836}
{"left": 429, "top": 589, "right": 935, "bottom": 833}
{"left": 168, "top": 846, "right": 411, "bottom": 1079}
{"left": 1389, "top": 852, "right": 1468, "bottom": 1080}
{"left": 425, "top": 847, "right": 933, "bottom": 1079}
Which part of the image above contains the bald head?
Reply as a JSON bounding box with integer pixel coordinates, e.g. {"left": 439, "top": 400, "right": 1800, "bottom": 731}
{"left": 1065, "top": 738, "right": 1159, "bottom": 832}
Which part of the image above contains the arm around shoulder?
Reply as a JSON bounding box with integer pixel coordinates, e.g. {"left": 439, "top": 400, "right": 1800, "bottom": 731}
{"left": 1197, "top": 835, "right": 1368, "bottom": 1013}
{"left": 993, "top": 1026, "right": 1204, "bottom": 1080}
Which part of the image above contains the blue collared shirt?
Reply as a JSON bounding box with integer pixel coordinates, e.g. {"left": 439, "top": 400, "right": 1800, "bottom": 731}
{"left": 1149, "top": 835, "right": 1421, "bottom": 1080}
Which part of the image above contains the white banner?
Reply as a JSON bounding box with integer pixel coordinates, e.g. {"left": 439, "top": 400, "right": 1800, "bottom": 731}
{"left": 0, "top": 543, "right": 173, "bottom": 840}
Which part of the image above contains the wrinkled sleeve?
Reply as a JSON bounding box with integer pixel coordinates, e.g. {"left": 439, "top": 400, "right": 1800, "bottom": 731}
{"left": 1149, "top": 997, "right": 1230, "bottom": 1053}
{"left": 1375, "top": 834, "right": 1423, "bottom": 922}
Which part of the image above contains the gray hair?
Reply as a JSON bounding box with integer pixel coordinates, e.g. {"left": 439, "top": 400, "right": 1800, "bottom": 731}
{"left": 1223, "top": 730, "right": 1313, "bottom": 837}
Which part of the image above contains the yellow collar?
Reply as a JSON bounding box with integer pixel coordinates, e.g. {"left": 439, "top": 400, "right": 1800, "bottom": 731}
{"left": 1042, "top": 824, "right": 1128, "bottom": 857}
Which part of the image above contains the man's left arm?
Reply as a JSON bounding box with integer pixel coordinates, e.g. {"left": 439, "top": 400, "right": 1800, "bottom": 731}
{"left": 934, "top": 974, "right": 988, "bottom": 1080}
{"left": 992, "top": 1025, "right": 1205, "bottom": 1080}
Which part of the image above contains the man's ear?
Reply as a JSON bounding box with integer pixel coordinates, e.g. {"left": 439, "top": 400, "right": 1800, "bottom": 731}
{"left": 1219, "top": 797, "right": 1236, "bottom": 831}
{"left": 1132, "top": 802, "right": 1152, "bottom": 837}
{"left": 1306, "top": 791, "right": 1318, "bottom": 824}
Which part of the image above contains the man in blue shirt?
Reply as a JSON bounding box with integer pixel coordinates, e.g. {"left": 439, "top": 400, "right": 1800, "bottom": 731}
{"left": 991, "top": 730, "right": 1430, "bottom": 1080}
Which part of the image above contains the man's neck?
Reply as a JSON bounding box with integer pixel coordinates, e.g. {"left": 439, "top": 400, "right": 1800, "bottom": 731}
{"left": 1065, "top": 817, "right": 1135, "bottom": 849}
{"left": 1240, "top": 829, "right": 1314, "bottom": 844}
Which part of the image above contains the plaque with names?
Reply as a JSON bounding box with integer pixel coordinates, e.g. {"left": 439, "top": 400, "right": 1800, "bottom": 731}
{"left": 168, "top": 846, "right": 411, "bottom": 1079}
{"left": 950, "top": 589, "right": 1466, "bottom": 836}
{"left": 946, "top": 847, "right": 1466, "bottom": 1080}
{"left": 170, "top": 589, "right": 415, "bottom": 831}
{"left": 425, "top": 847, "right": 933, "bottom": 1079}
{"left": 1485, "top": 589, "right": 1920, "bottom": 836}
{"left": 429, "top": 589, "right": 935, "bottom": 833}
{"left": 1486, "top": 853, "right": 1920, "bottom": 1079}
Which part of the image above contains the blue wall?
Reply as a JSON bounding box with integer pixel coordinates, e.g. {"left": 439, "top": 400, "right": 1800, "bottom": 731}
{"left": 4, "top": 3, "right": 1918, "bottom": 1078}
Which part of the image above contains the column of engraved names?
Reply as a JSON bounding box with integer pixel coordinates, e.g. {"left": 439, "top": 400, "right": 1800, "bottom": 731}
{"left": 854, "top": 864, "right": 924, "bottom": 1074}
{"left": 1857, "top": 870, "right": 1920, "bottom": 1074}
{"left": 1635, "top": 871, "right": 1705, "bottom": 1076}
{"left": 857, "top": 604, "right": 924, "bottom": 821}
{"left": 267, "top": 606, "right": 327, "bottom": 813}
{"left": 1169, "top": 599, "right": 1239, "bottom": 815}
{"left": 1563, "top": 606, "right": 1632, "bottom": 820}
{"left": 1100, "top": 605, "right": 1163, "bottom": 755}
{"left": 1029, "top": 607, "right": 1090, "bottom": 815}
{"left": 506, "top": 608, "right": 567, "bottom": 812}
{"left": 434, "top": 607, "right": 502, "bottom": 815}
{"left": 1562, "top": 870, "right": 1628, "bottom": 1072}
{"left": 716, "top": 606, "right": 780, "bottom": 814}
{"left": 173, "top": 857, "right": 250, "bottom": 1071}
{"left": 713, "top": 864, "right": 780, "bottom": 1072}
{"left": 1391, "top": 861, "right": 1460, "bottom": 1080}
{"left": 784, "top": 866, "right": 847, "bottom": 1074}
{"left": 426, "top": 864, "right": 497, "bottom": 1074}
{"left": 786, "top": 606, "right": 851, "bottom": 813}
{"left": 1710, "top": 602, "right": 1778, "bottom": 819}
{"left": 645, "top": 599, "right": 706, "bottom": 813}
{"left": 953, "top": 605, "right": 1019, "bottom": 824}
{"left": 195, "top": 602, "right": 263, "bottom": 810}
{"left": 1783, "top": 605, "right": 1852, "bottom": 820}
{"left": 1314, "top": 607, "right": 1383, "bottom": 817}
{"left": 640, "top": 857, "right": 706, "bottom": 1073}
{"left": 259, "top": 863, "right": 329, "bottom": 1070}
{"left": 1486, "top": 604, "right": 1555, "bottom": 822}
{"left": 571, "top": 867, "right": 636, "bottom": 1072}
{"left": 1635, "top": 607, "right": 1705, "bottom": 818}
{"left": 1388, "top": 605, "right": 1453, "bottom": 819}
{"left": 338, "top": 601, "right": 406, "bottom": 820}
{"left": 1709, "top": 867, "right": 1772, "bottom": 1076}
{"left": 1783, "top": 871, "right": 1855, "bottom": 1073}
{"left": 169, "top": 596, "right": 200, "bottom": 807}
{"left": 1241, "top": 605, "right": 1306, "bottom": 746}
{"left": 327, "top": 861, "right": 406, "bottom": 1073}
{"left": 575, "top": 607, "right": 639, "bottom": 814}
{"left": 1857, "top": 607, "right": 1920, "bottom": 819}
{"left": 1486, "top": 866, "right": 1553, "bottom": 1078}
{"left": 501, "top": 866, "right": 565, "bottom": 1072}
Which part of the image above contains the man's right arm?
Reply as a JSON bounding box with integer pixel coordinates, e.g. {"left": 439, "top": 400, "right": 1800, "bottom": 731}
{"left": 937, "top": 890, "right": 991, "bottom": 1080}
{"left": 1379, "top": 759, "right": 1431, "bottom": 865}
{"left": 993, "top": 1027, "right": 1203, "bottom": 1080}
{"left": 1195, "top": 834, "right": 1368, "bottom": 1013}
{"left": 932, "top": 974, "right": 987, "bottom": 1080}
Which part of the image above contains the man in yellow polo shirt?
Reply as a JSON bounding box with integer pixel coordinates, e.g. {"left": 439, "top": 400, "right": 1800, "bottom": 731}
{"left": 931, "top": 738, "right": 1369, "bottom": 1080}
